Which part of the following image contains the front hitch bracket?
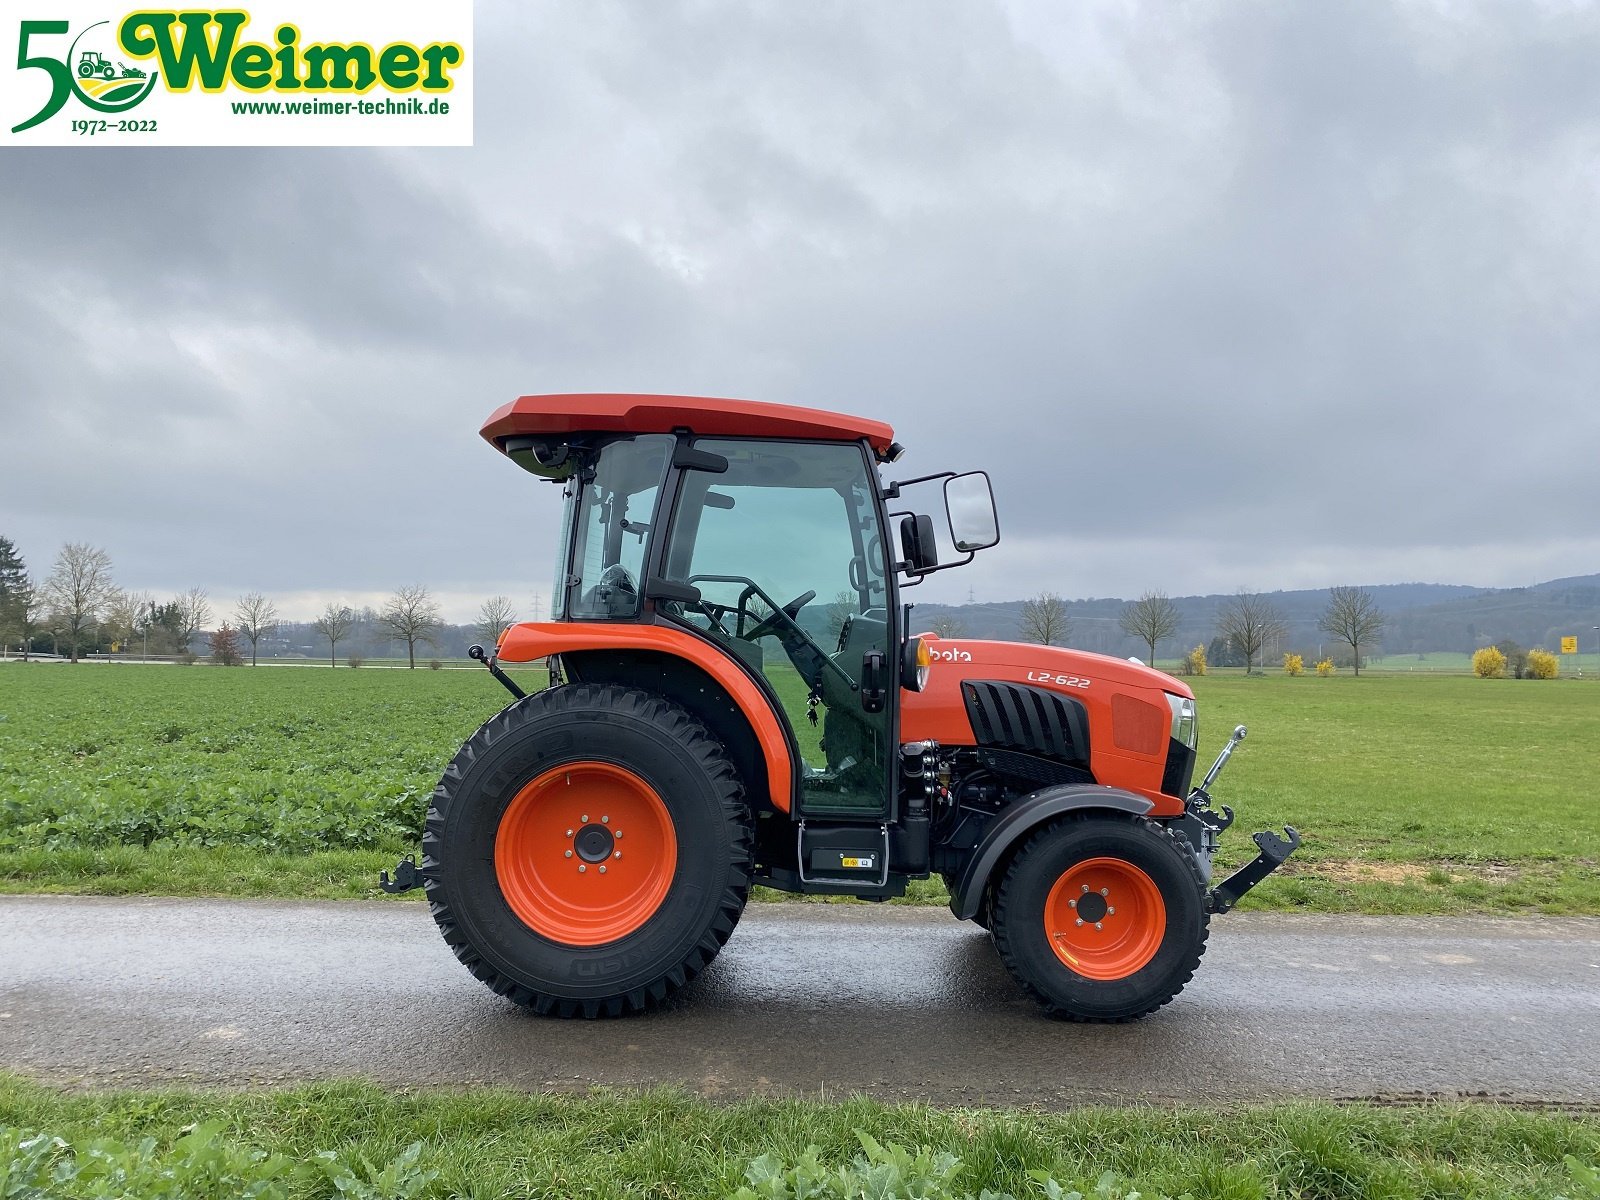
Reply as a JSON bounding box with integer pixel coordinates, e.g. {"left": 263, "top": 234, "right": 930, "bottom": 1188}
{"left": 1207, "top": 826, "right": 1301, "bottom": 914}
{"left": 379, "top": 855, "right": 425, "bottom": 894}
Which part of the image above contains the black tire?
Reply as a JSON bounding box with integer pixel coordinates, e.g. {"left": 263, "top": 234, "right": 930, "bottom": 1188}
{"left": 990, "top": 815, "right": 1207, "bottom": 1021}
{"left": 422, "top": 683, "right": 751, "bottom": 1017}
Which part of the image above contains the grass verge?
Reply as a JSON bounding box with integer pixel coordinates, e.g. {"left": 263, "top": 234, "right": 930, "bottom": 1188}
{"left": 4, "top": 845, "right": 1597, "bottom": 916}
{"left": 1, "top": 1074, "right": 1597, "bottom": 1199}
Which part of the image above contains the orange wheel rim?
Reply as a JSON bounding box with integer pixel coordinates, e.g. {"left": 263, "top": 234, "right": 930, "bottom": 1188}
{"left": 495, "top": 761, "right": 677, "bottom": 946}
{"left": 1044, "top": 857, "right": 1166, "bottom": 980}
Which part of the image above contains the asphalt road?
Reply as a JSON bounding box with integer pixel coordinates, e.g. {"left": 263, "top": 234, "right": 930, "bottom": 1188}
{"left": 3, "top": 896, "right": 1598, "bottom": 1107}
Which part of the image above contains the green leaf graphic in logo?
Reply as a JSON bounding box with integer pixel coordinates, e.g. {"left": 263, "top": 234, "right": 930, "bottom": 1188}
{"left": 68, "top": 22, "right": 157, "bottom": 113}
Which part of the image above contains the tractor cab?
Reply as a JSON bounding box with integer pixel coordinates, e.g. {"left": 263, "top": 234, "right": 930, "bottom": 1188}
{"left": 484, "top": 395, "right": 996, "bottom": 828}
{"left": 399, "top": 393, "right": 1299, "bottom": 1022}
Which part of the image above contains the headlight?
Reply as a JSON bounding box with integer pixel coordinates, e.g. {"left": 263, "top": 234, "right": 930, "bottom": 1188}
{"left": 902, "top": 637, "right": 931, "bottom": 691}
{"left": 1166, "top": 694, "right": 1197, "bottom": 749}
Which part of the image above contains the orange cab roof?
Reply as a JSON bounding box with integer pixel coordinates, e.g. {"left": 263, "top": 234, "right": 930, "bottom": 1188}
{"left": 480, "top": 393, "right": 896, "bottom": 455}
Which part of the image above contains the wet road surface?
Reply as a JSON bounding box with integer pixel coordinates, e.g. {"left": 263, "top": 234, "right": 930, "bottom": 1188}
{"left": 2, "top": 897, "right": 1598, "bottom": 1107}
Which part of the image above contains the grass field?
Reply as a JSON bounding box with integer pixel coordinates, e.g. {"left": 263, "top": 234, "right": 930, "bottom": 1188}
{"left": 2, "top": 1074, "right": 1597, "bottom": 1200}
{"left": 1, "top": 663, "right": 1596, "bottom": 912}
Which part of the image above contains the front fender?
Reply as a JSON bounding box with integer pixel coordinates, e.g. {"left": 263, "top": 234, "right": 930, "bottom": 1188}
{"left": 949, "top": 785, "right": 1154, "bottom": 920}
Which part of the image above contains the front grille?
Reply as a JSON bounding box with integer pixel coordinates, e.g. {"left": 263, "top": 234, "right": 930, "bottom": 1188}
{"left": 961, "top": 680, "right": 1090, "bottom": 765}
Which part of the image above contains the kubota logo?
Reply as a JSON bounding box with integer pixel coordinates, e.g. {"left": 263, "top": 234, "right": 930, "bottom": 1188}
{"left": 930, "top": 646, "right": 973, "bottom": 663}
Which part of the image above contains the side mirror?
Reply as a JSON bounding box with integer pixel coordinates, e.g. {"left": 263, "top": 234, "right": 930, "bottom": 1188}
{"left": 945, "top": 471, "right": 999, "bottom": 553}
{"left": 899, "top": 514, "right": 938, "bottom": 573}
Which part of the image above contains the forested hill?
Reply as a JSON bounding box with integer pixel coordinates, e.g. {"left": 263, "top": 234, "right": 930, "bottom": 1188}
{"left": 911, "top": 575, "right": 1600, "bottom": 660}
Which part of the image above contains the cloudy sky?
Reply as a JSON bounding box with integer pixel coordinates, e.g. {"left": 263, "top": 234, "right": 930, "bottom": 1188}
{"left": 4, "top": 0, "right": 1599, "bottom": 622}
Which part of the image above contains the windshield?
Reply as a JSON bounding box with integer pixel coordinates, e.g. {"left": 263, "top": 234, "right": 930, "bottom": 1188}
{"left": 557, "top": 435, "right": 673, "bottom": 620}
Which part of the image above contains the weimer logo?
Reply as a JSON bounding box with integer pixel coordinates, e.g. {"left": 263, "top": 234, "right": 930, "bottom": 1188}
{"left": 4, "top": 3, "right": 473, "bottom": 146}
{"left": 12, "top": 18, "right": 161, "bottom": 131}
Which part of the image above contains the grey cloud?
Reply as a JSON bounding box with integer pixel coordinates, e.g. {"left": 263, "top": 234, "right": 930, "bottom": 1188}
{"left": 3, "top": 0, "right": 1599, "bottom": 618}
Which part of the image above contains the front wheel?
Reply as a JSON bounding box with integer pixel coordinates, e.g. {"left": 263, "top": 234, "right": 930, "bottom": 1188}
{"left": 990, "top": 815, "right": 1207, "bottom": 1021}
{"left": 423, "top": 684, "right": 751, "bottom": 1017}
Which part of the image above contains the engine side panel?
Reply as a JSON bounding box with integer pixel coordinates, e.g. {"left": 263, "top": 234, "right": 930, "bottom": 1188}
{"left": 901, "top": 636, "right": 1190, "bottom": 816}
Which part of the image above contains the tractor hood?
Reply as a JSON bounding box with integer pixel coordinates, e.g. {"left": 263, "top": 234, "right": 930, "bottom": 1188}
{"left": 916, "top": 634, "right": 1193, "bottom": 700}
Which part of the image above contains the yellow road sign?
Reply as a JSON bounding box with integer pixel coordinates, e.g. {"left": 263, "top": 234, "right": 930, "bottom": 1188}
{"left": 1561, "top": 636, "right": 1578, "bottom": 654}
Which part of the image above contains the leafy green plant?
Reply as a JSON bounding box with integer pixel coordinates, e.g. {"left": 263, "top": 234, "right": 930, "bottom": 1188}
{"left": 729, "top": 1132, "right": 1188, "bottom": 1200}
{"left": 0, "top": 1121, "right": 431, "bottom": 1200}
{"left": 1559, "top": 1154, "right": 1600, "bottom": 1199}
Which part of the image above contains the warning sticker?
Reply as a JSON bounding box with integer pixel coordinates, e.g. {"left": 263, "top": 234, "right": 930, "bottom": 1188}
{"left": 841, "top": 855, "right": 875, "bottom": 869}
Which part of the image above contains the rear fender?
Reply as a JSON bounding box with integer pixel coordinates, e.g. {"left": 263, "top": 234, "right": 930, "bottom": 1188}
{"left": 498, "top": 622, "right": 794, "bottom": 812}
{"left": 949, "top": 785, "right": 1154, "bottom": 920}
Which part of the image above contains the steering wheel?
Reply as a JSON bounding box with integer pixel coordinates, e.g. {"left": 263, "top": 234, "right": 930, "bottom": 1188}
{"left": 745, "top": 590, "right": 816, "bottom": 642}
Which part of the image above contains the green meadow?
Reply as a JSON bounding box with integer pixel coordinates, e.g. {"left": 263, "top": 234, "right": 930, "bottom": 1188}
{"left": 1, "top": 663, "right": 1595, "bottom": 912}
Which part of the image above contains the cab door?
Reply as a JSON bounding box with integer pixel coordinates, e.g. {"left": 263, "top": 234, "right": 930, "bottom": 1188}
{"left": 660, "top": 438, "right": 895, "bottom": 818}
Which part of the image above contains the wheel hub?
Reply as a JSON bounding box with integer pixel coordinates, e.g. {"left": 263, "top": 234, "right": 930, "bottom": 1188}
{"left": 574, "top": 822, "right": 615, "bottom": 863}
{"left": 1074, "top": 891, "right": 1108, "bottom": 923}
{"left": 494, "top": 761, "right": 677, "bottom": 946}
{"left": 1044, "top": 857, "right": 1166, "bottom": 980}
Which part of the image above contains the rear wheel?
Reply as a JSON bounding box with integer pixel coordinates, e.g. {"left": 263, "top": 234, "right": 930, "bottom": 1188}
{"left": 990, "top": 815, "right": 1206, "bottom": 1021}
{"left": 423, "top": 684, "right": 751, "bottom": 1017}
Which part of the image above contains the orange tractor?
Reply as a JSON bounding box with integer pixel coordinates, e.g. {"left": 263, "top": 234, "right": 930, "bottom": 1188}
{"left": 384, "top": 394, "right": 1298, "bottom": 1020}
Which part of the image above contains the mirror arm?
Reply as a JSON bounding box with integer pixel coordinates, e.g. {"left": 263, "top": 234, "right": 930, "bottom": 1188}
{"left": 881, "top": 469, "right": 956, "bottom": 500}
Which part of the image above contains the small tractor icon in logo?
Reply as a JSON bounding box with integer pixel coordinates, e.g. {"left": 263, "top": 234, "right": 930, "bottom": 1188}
{"left": 77, "top": 50, "right": 146, "bottom": 81}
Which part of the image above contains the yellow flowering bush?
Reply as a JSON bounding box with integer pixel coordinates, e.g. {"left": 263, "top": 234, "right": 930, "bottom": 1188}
{"left": 1473, "top": 646, "right": 1507, "bottom": 678}
{"left": 1315, "top": 658, "right": 1335, "bottom": 676}
{"left": 1181, "top": 643, "right": 1207, "bottom": 676}
{"left": 1282, "top": 653, "right": 1304, "bottom": 676}
{"left": 1527, "top": 648, "right": 1559, "bottom": 679}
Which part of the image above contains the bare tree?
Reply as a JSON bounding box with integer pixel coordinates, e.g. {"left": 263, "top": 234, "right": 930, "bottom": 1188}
{"left": 1019, "top": 591, "right": 1070, "bottom": 646}
{"left": 1215, "top": 588, "right": 1287, "bottom": 675}
{"left": 41, "top": 542, "right": 115, "bottom": 662}
{"left": 380, "top": 585, "right": 442, "bottom": 668}
{"left": 234, "top": 592, "right": 280, "bottom": 666}
{"left": 1119, "top": 590, "right": 1181, "bottom": 667}
{"left": 474, "top": 594, "right": 518, "bottom": 648}
{"left": 312, "top": 602, "right": 355, "bottom": 667}
{"left": 929, "top": 613, "right": 968, "bottom": 639}
{"left": 1319, "top": 585, "right": 1385, "bottom": 676}
{"left": 102, "top": 588, "right": 146, "bottom": 655}
{"left": 172, "top": 587, "right": 211, "bottom": 654}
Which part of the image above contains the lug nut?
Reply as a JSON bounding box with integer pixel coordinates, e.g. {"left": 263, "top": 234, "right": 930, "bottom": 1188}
{"left": 601, "top": 815, "right": 609, "bottom": 824}
{"left": 614, "top": 851, "right": 622, "bottom": 859}
{"left": 1107, "top": 907, "right": 1115, "bottom": 915}
{"left": 564, "top": 850, "right": 573, "bottom": 859}
{"left": 578, "top": 864, "right": 587, "bottom": 873}
{"left": 615, "top": 831, "right": 623, "bottom": 839}
{"left": 1101, "top": 888, "right": 1109, "bottom": 896}
{"left": 1081, "top": 884, "right": 1090, "bottom": 894}
{"left": 1095, "top": 921, "right": 1103, "bottom": 930}
{"left": 1075, "top": 918, "right": 1084, "bottom": 927}
{"left": 582, "top": 814, "right": 589, "bottom": 823}
{"left": 566, "top": 828, "right": 574, "bottom": 837}
{"left": 1069, "top": 898, "right": 1077, "bottom": 909}
{"left": 599, "top": 865, "right": 607, "bottom": 874}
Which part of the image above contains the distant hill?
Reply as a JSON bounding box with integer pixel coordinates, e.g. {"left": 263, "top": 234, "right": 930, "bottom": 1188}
{"left": 910, "top": 575, "right": 1600, "bottom": 661}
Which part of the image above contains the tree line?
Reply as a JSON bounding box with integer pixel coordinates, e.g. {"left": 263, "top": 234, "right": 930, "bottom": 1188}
{"left": 0, "top": 534, "right": 1391, "bottom": 674}
{"left": 0, "top": 536, "right": 530, "bottom": 668}
{"left": 944, "top": 585, "right": 1387, "bottom": 675}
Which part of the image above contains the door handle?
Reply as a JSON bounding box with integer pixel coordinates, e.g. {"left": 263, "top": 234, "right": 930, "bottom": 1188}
{"left": 861, "top": 650, "right": 886, "bottom": 713}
